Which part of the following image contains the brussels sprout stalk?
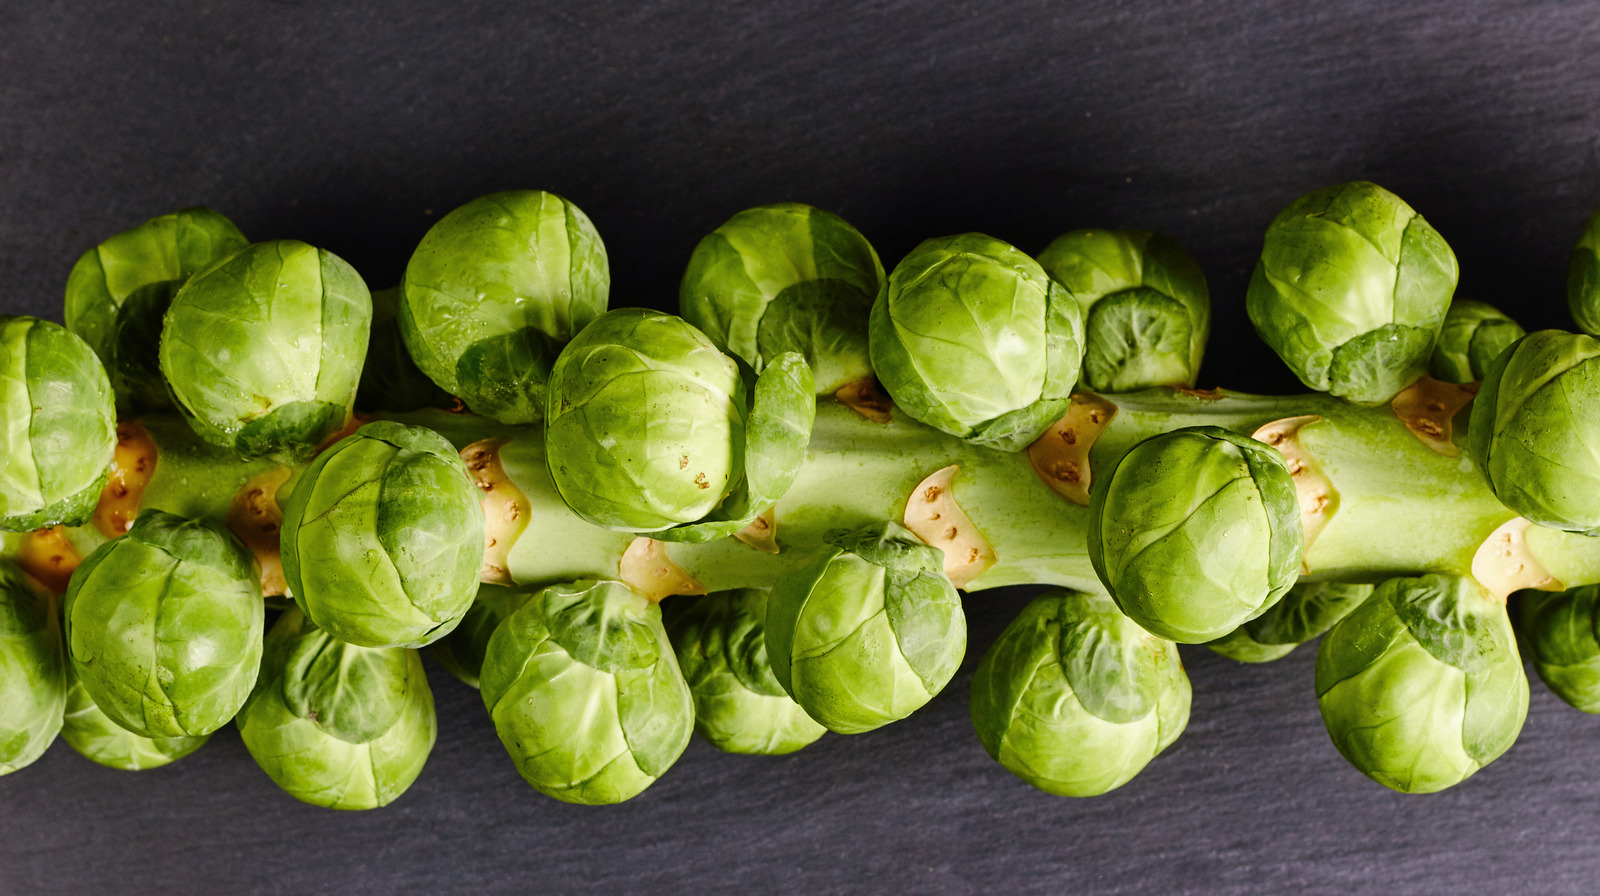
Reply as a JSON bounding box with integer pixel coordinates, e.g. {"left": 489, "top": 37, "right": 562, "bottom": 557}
{"left": 28, "top": 387, "right": 1600, "bottom": 602}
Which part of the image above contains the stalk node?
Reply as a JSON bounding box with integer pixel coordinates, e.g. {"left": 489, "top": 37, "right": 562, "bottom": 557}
{"left": 1028, "top": 392, "right": 1118, "bottom": 506}
{"left": 462, "top": 438, "right": 529, "bottom": 585}
{"left": 902, "top": 464, "right": 996, "bottom": 588}
{"left": 227, "top": 466, "right": 293, "bottom": 596}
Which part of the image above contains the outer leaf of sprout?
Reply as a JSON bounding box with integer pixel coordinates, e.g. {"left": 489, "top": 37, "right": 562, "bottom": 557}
{"left": 429, "top": 583, "right": 537, "bottom": 689}
{"left": 1207, "top": 581, "right": 1374, "bottom": 664}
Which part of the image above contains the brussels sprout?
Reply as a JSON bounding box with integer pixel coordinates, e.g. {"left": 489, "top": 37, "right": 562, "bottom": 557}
{"left": 1315, "top": 575, "right": 1527, "bottom": 793}
{"left": 1517, "top": 587, "right": 1600, "bottom": 712}
{"left": 160, "top": 240, "right": 370, "bottom": 461}
{"left": 238, "top": 608, "right": 435, "bottom": 810}
{"left": 1207, "top": 581, "right": 1375, "bottom": 663}
{"left": 1429, "top": 300, "right": 1525, "bottom": 384}
{"left": 971, "top": 590, "right": 1189, "bottom": 796}
{"left": 64, "top": 510, "right": 263, "bottom": 738}
{"left": 429, "top": 583, "right": 536, "bottom": 689}
{"left": 1569, "top": 207, "right": 1600, "bottom": 336}
{"left": 1468, "top": 330, "right": 1600, "bottom": 534}
{"left": 663, "top": 589, "right": 826, "bottom": 755}
{"left": 1088, "top": 426, "right": 1302, "bottom": 644}
{"left": 0, "top": 316, "right": 116, "bottom": 531}
{"left": 401, "top": 190, "right": 609, "bottom": 423}
{"left": 765, "top": 523, "right": 966, "bottom": 734}
{"left": 545, "top": 308, "right": 815, "bottom": 540}
{"left": 1036, "top": 229, "right": 1210, "bottom": 392}
{"left": 0, "top": 561, "right": 65, "bottom": 775}
{"left": 64, "top": 206, "right": 248, "bottom": 412}
{"left": 1246, "top": 182, "right": 1458, "bottom": 404}
{"left": 680, "top": 203, "right": 883, "bottom": 394}
{"left": 357, "top": 286, "right": 452, "bottom": 412}
{"left": 280, "top": 421, "right": 486, "bottom": 649}
{"left": 61, "top": 656, "right": 208, "bottom": 771}
{"left": 480, "top": 580, "right": 692, "bottom": 804}
{"left": 869, "top": 234, "right": 1084, "bottom": 450}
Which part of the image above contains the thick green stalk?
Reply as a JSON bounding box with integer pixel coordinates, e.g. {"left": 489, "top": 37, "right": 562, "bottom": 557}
{"left": 16, "top": 389, "right": 1600, "bottom": 597}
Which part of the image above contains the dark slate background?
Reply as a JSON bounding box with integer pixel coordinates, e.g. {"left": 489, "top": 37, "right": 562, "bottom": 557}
{"left": 3, "top": 2, "right": 1598, "bottom": 894}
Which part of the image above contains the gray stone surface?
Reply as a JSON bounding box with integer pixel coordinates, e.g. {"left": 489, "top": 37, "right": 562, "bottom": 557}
{"left": 2, "top": 1, "right": 1597, "bottom": 893}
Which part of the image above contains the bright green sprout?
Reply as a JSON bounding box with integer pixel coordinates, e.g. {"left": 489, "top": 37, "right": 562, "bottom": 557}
{"left": 1315, "top": 574, "right": 1527, "bottom": 794}
{"left": 1568, "top": 207, "right": 1600, "bottom": 336}
{"left": 680, "top": 202, "right": 884, "bottom": 394}
{"left": 358, "top": 286, "right": 452, "bottom": 412}
{"left": 1207, "top": 581, "right": 1375, "bottom": 664}
{"left": 663, "top": 588, "right": 826, "bottom": 755}
{"left": 545, "top": 307, "right": 815, "bottom": 540}
{"left": 159, "top": 240, "right": 372, "bottom": 461}
{"left": 869, "top": 233, "right": 1084, "bottom": 450}
{"left": 64, "top": 510, "right": 264, "bottom": 739}
{"left": 401, "top": 190, "right": 609, "bottom": 424}
{"left": 1247, "top": 181, "right": 1458, "bottom": 404}
{"left": 1516, "top": 587, "right": 1600, "bottom": 713}
{"left": 280, "top": 421, "right": 486, "bottom": 649}
{"left": 237, "top": 607, "right": 436, "bottom": 810}
{"left": 429, "top": 583, "right": 536, "bottom": 690}
{"left": 971, "top": 590, "right": 1189, "bottom": 796}
{"left": 0, "top": 316, "right": 116, "bottom": 531}
{"left": 0, "top": 560, "right": 65, "bottom": 775}
{"left": 1037, "top": 229, "right": 1210, "bottom": 392}
{"left": 1088, "top": 425, "right": 1302, "bottom": 644}
{"left": 64, "top": 206, "right": 248, "bottom": 414}
{"left": 1468, "top": 329, "right": 1600, "bottom": 534}
{"left": 61, "top": 657, "right": 208, "bottom": 771}
{"left": 479, "top": 580, "right": 693, "bottom": 805}
{"left": 765, "top": 523, "right": 966, "bottom": 734}
{"left": 1429, "top": 299, "right": 1525, "bottom": 384}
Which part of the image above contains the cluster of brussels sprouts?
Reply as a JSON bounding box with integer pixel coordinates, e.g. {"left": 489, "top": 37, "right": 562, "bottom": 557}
{"left": 8, "top": 179, "right": 1600, "bottom": 813}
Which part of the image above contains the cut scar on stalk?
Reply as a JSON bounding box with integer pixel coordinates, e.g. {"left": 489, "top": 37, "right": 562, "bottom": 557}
{"left": 1027, "top": 392, "right": 1118, "bottom": 506}
{"left": 1391, "top": 377, "right": 1477, "bottom": 457}
{"left": 1472, "top": 516, "right": 1562, "bottom": 599}
{"left": 228, "top": 466, "right": 293, "bottom": 596}
{"left": 93, "top": 421, "right": 157, "bottom": 538}
{"left": 735, "top": 506, "right": 779, "bottom": 553}
{"left": 16, "top": 527, "right": 80, "bottom": 595}
{"left": 1252, "top": 415, "right": 1336, "bottom": 572}
{"left": 462, "top": 438, "right": 529, "bottom": 585}
{"left": 835, "top": 378, "right": 893, "bottom": 424}
{"left": 619, "top": 537, "right": 705, "bottom": 602}
{"left": 902, "top": 464, "right": 997, "bottom": 588}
